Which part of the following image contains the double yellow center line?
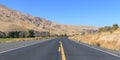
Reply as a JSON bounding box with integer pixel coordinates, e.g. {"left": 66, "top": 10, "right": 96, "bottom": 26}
{"left": 58, "top": 41, "right": 66, "bottom": 60}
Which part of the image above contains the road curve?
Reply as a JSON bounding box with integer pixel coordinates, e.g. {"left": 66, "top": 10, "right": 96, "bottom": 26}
{"left": 0, "top": 38, "right": 120, "bottom": 60}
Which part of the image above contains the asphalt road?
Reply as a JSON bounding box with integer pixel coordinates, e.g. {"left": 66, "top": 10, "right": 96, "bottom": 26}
{"left": 62, "top": 38, "right": 120, "bottom": 60}
{"left": 0, "top": 38, "right": 120, "bottom": 60}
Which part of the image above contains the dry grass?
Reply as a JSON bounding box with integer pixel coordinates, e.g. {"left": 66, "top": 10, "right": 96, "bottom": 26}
{"left": 69, "top": 32, "right": 120, "bottom": 51}
{"left": 0, "top": 37, "right": 52, "bottom": 43}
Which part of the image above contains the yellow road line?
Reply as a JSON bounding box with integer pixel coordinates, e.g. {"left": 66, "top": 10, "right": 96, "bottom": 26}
{"left": 58, "top": 46, "right": 61, "bottom": 52}
{"left": 59, "top": 41, "right": 66, "bottom": 60}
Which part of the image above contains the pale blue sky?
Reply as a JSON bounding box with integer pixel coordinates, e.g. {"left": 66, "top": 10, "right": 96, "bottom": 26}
{"left": 0, "top": 0, "right": 120, "bottom": 27}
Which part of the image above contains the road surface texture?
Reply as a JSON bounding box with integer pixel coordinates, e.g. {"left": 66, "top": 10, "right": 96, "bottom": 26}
{"left": 0, "top": 38, "right": 120, "bottom": 60}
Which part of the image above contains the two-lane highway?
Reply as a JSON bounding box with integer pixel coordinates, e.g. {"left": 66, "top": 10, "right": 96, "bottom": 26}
{"left": 0, "top": 38, "right": 120, "bottom": 60}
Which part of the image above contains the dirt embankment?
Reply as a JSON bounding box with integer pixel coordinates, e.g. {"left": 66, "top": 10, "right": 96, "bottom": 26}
{"left": 69, "top": 32, "right": 120, "bottom": 51}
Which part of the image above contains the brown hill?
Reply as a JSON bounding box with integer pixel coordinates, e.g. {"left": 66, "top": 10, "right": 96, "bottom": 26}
{"left": 0, "top": 4, "right": 97, "bottom": 35}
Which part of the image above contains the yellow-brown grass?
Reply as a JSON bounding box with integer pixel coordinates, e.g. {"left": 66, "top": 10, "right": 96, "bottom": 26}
{"left": 69, "top": 31, "right": 120, "bottom": 51}
{"left": 0, "top": 37, "right": 53, "bottom": 43}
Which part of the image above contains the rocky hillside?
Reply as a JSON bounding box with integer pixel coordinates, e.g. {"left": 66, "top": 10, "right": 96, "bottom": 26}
{"left": 0, "top": 4, "right": 97, "bottom": 35}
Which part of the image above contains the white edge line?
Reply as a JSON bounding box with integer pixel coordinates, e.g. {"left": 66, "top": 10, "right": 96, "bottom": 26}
{"left": 0, "top": 39, "right": 50, "bottom": 54}
{"left": 71, "top": 40, "right": 120, "bottom": 58}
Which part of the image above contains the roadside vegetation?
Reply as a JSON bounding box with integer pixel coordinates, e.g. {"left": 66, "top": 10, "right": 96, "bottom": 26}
{"left": 98, "top": 24, "right": 119, "bottom": 33}
{"left": 0, "top": 29, "right": 68, "bottom": 43}
{"left": 69, "top": 24, "right": 120, "bottom": 51}
{"left": 0, "top": 38, "right": 14, "bottom": 42}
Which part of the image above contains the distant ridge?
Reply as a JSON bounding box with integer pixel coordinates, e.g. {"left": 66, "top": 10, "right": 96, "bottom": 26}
{"left": 0, "top": 4, "right": 98, "bottom": 35}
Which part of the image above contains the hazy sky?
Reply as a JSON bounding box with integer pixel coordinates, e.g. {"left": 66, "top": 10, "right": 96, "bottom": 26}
{"left": 0, "top": 0, "right": 120, "bottom": 27}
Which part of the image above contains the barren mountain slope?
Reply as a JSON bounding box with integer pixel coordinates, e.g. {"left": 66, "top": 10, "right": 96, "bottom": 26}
{"left": 0, "top": 5, "right": 97, "bottom": 35}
